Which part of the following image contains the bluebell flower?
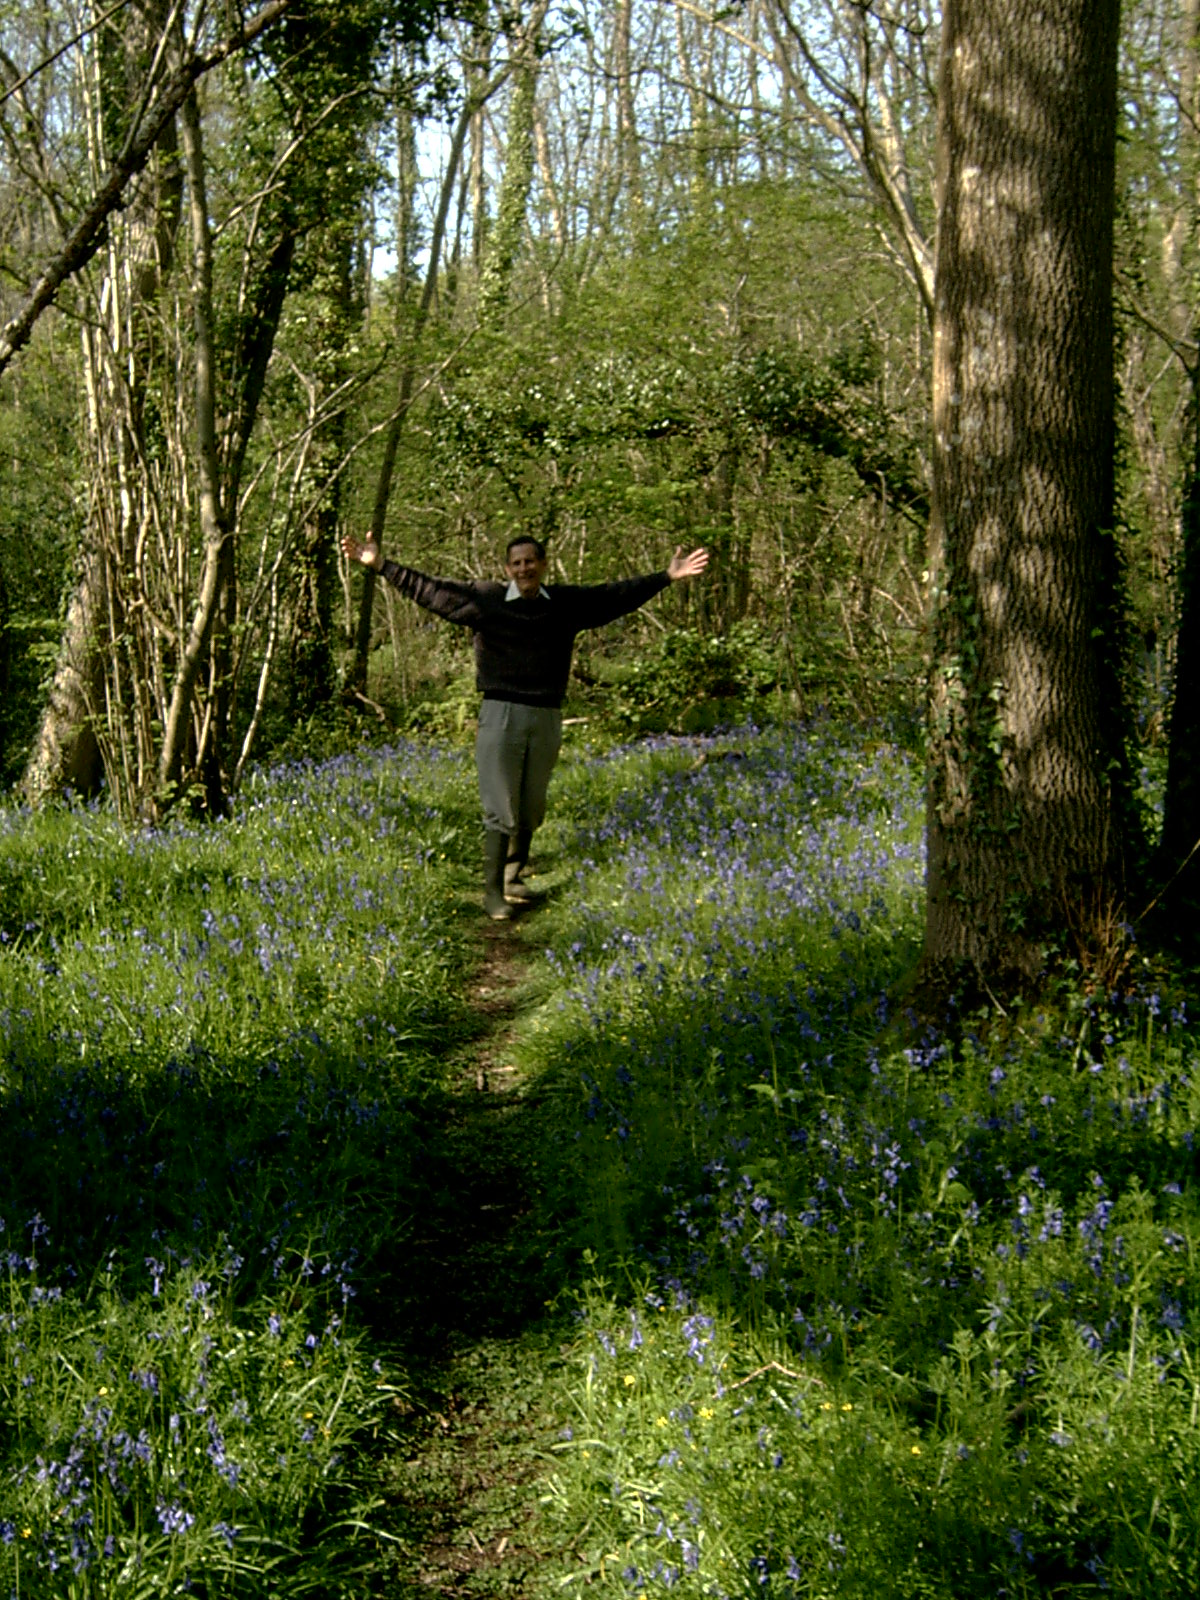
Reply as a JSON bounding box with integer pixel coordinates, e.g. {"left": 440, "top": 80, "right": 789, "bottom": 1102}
{"left": 157, "top": 1503, "right": 195, "bottom": 1537}
{"left": 1160, "top": 1299, "right": 1185, "bottom": 1332}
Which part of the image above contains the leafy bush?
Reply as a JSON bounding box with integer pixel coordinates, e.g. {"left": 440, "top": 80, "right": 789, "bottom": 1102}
{"left": 593, "top": 624, "right": 786, "bottom": 734}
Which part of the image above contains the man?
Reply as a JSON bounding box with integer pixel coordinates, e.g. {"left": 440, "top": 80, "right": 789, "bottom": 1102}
{"left": 340, "top": 529, "right": 709, "bottom": 918}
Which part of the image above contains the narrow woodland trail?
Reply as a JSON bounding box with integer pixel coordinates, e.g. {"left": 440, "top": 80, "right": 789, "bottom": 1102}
{"left": 370, "top": 913, "right": 567, "bottom": 1598}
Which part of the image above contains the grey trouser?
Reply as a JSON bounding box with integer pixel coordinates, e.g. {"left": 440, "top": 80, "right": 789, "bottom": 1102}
{"left": 475, "top": 699, "right": 563, "bottom": 836}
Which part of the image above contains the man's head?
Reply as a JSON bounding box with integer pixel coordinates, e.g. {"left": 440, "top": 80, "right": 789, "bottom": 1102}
{"left": 504, "top": 536, "right": 548, "bottom": 598}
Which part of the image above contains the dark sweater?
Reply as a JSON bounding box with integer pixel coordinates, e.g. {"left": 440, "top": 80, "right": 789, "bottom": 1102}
{"left": 378, "top": 562, "right": 670, "bottom": 708}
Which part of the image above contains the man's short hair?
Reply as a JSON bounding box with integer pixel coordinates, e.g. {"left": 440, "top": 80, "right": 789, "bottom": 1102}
{"left": 506, "top": 535, "right": 547, "bottom": 562}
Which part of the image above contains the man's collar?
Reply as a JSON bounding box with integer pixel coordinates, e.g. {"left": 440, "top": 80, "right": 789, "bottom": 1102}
{"left": 504, "top": 580, "right": 550, "bottom": 601}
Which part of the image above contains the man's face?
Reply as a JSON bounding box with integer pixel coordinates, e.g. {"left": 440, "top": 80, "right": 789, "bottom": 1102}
{"left": 505, "top": 542, "right": 548, "bottom": 597}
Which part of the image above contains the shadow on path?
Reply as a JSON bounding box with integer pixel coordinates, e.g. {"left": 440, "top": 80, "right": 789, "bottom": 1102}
{"left": 362, "top": 909, "right": 568, "bottom": 1597}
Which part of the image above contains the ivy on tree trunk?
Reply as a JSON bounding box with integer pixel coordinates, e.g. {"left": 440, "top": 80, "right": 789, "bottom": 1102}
{"left": 1158, "top": 391, "right": 1200, "bottom": 933}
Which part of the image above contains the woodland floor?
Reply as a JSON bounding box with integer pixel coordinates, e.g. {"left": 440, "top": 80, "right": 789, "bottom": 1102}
{"left": 365, "top": 903, "right": 568, "bottom": 1597}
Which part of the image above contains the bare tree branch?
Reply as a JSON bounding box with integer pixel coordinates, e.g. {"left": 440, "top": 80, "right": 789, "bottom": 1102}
{"left": 0, "top": 0, "right": 293, "bottom": 378}
{"left": 0, "top": 0, "right": 134, "bottom": 109}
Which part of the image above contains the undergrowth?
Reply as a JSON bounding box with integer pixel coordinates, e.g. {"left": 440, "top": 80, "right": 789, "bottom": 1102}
{"left": 0, "top": 739, "right": 480, "bottom": 1596}
{"left": 520, "top": 724, "right": 1200, "bottom": 1598}
{"left": 1, "top": 720, "right": 1196, "bottom": 1598}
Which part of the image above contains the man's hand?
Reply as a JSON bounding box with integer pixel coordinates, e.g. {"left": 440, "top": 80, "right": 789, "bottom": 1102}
{"left": 667, "top": 546, "right": 709, "bottom": 582}
{"left": 341, "top": 531, "right": 382, "bottom": 570}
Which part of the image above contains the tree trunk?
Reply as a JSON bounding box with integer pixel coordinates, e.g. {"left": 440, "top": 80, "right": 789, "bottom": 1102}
{"left": 469, "top": 21, "right": 490, "bottom": 275}
{"left": 395, "top": 89, "right": 419, "bottom": 303}
{"left": 1157, "top": 382, "right": 1200, "bottom": 927}
{"left": 291, "top": 233, "right": 357, "bottom": 720}
{"left": 159, "top": 89, "right": 228, "bottom": 807}
{"left": 1156, "top": 0, "right": 1200, "bottom": 936}
{"left": 19, "top": 544, "right": 108, "bottom": 803}
{"left": 20, "top": 0, "right": 185, "bottom": 809}
{"left": 351, "top": 64, "right": 510, "bottom": 693}
{"left": 615, "top": 0, "right": 642, "bottom": 226}
{"left": 923, "top": 0, "right": 1133, "bottom": 991}
{"left": 478, "top": 6, "right": 546, "bottom": 323}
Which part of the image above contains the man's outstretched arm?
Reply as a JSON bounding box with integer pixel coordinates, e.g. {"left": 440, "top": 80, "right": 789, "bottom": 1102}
{"left": 570, "top": 546, "right": 710, "bottom": 631}
{"left": 340, "top": 532, "right": 489, "bottom": 627}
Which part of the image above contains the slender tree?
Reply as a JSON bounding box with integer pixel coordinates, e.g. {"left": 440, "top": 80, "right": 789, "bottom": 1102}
{"left": 350, "top": 40, "right": 518, "bottom": 694}
{"left": 614, "top": 0, "right": 641, "bottom": 226}
{"left": 477, "top": 3, "right": 547, "bottom": 323}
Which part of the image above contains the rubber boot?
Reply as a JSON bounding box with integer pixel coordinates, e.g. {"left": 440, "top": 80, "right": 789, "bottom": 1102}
{"left": 483, "top": 831, "right": 515, "bottom": 921}
{"left": 505, "top": 827, "right": 539, "bottom": 902}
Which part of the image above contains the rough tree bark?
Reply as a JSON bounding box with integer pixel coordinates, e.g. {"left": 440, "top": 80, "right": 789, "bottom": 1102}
{"left": 923, "top": 0, "right": 1134, "bottom": 990}
{"left": 1155, "top": 0, "right": 1200, "bottom": 933}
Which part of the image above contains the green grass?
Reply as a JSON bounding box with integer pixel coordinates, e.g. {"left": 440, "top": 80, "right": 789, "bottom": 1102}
{"left": 0, "top": 720, "right": 1197, "bottom": 1598}
{"left": 507, "top": 725, "right": 1200, "bottom": 1599}
{"left": 0, "top": 736, "right": 485, "bottom": 1594}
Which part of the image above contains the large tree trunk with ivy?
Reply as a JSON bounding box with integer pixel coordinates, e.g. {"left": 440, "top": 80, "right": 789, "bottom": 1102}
{"left": 923, "top": 0, "right": 1134, "bottom": 990}
{"left": 1155, "top": 0, "right": 1200, "bottom": 936}
{"left": 1158, "top": 403, "right": 1200, "bottom": 927}
{"left": 477, "top": 9, "right": 543, "bottom": 324}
